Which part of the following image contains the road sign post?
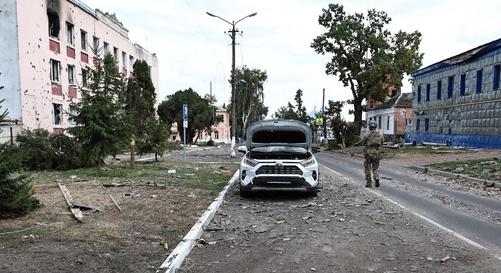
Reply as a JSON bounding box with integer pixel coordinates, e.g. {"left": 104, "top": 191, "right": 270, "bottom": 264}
{"left": 183, "top": 104, "right": 188, "bottom": 160}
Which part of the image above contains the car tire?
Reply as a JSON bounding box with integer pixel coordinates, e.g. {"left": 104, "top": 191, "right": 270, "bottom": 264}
{"left": 239, "top": 184, "right": 251, "bottom": 198}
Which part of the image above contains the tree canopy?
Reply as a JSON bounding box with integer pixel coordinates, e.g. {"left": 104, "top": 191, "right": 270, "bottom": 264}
{"left": 273, "top": 89, "right": 309, "bottom": 123}
{"left": 311, "top": 4, "right": 423, "bottom": 133}
{"left": 232, "top": 67, "right": 269, "bottom": 139}
{"left": 69, "top": 53, "right": 128, "bottom": 169}
{"left": 157, "top": 88, "right": 212, "bottom": 144}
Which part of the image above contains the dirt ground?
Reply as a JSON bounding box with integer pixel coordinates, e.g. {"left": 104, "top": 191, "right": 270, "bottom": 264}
{"left": 179, "top": 166, "right": 501, "bottom": 273}
{"left": 0, "top": 160, "right": 237, "bottom": 273}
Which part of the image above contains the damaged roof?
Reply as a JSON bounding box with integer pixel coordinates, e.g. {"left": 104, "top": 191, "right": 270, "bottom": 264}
{"left": 412, "top": 37, "right": 501, "bottom": 78}
{"left": 372, "top": 93, "right": 413, "bottom": 110}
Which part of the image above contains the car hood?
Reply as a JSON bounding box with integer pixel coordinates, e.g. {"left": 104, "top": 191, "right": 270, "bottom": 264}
{"left": 246, "top": 120, "right": 312, "bottom": 150}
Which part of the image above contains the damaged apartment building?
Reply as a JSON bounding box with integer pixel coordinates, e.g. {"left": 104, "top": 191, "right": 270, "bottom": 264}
{"left": 0, "top": 0, "right": 159, "bottom": 143}
{"left": 406, "top": 38, "right": 501, "bottom": 148}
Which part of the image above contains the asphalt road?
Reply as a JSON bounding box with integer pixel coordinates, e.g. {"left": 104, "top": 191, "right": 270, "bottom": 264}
{"left": 316, "top": 151, "right": 501, "bottom": 256}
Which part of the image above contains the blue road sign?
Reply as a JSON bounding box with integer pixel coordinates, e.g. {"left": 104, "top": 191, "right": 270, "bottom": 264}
{"left": 183, "top": 104, "right": 189, "bottom": 121}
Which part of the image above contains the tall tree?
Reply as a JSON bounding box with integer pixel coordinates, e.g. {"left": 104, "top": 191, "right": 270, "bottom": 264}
{"left": 273, "top": 89, "right": 309, "bottom": 123}
{"left": 157, "top": 88, "right": 212, "bottom": 144}
{"left": 69, "top": 53, "right": 128, "bottom": 170}
{"left": 232, "top": 67, "right": 268, "bottom": 139}
{"left": 124, "top": 60, "right": 156, "bottom": 166}
{"left": 311, "top": 4, "right": 423, "bottom": 133}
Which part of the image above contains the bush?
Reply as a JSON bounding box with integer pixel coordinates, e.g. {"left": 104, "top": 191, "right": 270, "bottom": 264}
{"left": 0, "top": 143, "right": 40, "bottom": 218}
{"left": 206, "top": 139, "right": 215, "bottom": 146}
{"left": 16, "top": 129, "right": 55, "bottom": 170}
{"left": 51, "top": 133, "right": 87, "bottom": 170}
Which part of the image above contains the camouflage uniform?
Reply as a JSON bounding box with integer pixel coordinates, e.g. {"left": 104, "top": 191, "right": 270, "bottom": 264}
{"left": 360, "top": 130, "right": 383, "bottom": 187}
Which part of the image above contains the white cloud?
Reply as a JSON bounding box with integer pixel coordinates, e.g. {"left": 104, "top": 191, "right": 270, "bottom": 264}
{"left": 84, "top": 0, "right": 501, "bottom": 120}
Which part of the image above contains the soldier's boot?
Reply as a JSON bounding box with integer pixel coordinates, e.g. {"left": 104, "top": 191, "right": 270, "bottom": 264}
{"left": 375, "top": 179, "right": 380, "bottom": 187}
{"left": 365, "top": 180, "right": 372, "bottom": 187}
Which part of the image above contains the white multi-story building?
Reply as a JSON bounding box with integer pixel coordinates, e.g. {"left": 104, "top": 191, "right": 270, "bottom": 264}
{"left": 0, "top": 0, "right": 159, "bottom": 143}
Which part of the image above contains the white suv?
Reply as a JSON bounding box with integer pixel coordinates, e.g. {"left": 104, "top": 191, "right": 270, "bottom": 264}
{"left": 238, "top": 120, "right": 319, "bottom": 197}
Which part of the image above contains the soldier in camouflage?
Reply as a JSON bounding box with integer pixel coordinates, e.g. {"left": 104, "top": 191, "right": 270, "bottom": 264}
{"left": 355, "top": 121, "right": 384, "bottom": 187}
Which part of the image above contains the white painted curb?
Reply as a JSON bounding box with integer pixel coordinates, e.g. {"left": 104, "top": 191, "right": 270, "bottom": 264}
{"left": 156, "top": 171, "right": 239, "bottom": 273}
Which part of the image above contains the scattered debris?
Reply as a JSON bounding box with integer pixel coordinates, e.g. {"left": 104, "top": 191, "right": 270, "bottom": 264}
{"left": 440, "top": 255, "right": 450, "bottom": 263}
{"left": 103, "top": 183, "right": 126, "bottom": 188}
{"left": 56, "top": 181, "right": 83, "bottom": 222}
{"left": 109, "top": 194, "right": 122, "bottom": 211}
{"left": 382, "top": 176, "right": 393, "bottom": 181}
{"left": 167, "top": 169, "right": 177, "bottom": 174}
{"left": 164, "top": 243, "right": 169, "bottom": 251}
{"left": 151, "top": 194, "right": 159, "bottom": 199}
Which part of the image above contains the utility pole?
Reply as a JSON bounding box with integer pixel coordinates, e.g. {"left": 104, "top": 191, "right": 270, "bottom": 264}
{"left": 322, "top": 88, "right": 327, "bottom": 142}
{"left": 207, "top": 11, "right": 257, "bottom": 157}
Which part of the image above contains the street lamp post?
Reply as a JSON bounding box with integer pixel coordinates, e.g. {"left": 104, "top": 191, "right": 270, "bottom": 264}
{"left": 207, "top": 11, "right": 257, "bottom": 157}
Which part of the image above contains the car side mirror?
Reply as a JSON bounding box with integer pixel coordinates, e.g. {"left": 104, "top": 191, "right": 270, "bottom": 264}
{"left": 237, "top": 146, "right": 247, "bottom": 154}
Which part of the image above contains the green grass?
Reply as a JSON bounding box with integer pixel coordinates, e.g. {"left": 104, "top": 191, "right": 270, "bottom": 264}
{"left": 426, "top": 158, "right": 501, "bottom": 180}
{"left": 382, "top": 146, "right": 466, "bottom": 158}
{"left": 27, "top": 161, "right": 237, "bottom": 192}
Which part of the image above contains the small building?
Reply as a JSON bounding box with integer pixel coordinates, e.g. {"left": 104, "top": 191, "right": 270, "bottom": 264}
{"left": 406, "top": 38, "right": 501, "bottom": 148}
{"left": 0, "top": 0, "right": 159, "bottom": 143}
{"left": 171, "top": 108, "right": 231, "bottom": 144}
{"left": 366, "top": 93, "right": 413, "bottom": 142}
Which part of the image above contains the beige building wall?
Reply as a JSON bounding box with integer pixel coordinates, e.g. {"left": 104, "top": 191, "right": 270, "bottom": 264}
{"left": 4, "top": 0, "right": 159, "bottom": 135}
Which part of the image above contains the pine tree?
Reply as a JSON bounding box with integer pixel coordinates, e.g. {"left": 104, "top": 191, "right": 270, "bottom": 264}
{"left": 69, "top": 54, "right": 128, "bottom": 170}
{"left": 124, "top": 60, "right": 157, "bottom": 164}
{"left": 0, "top": 101, "right": 40, "bottom": 218}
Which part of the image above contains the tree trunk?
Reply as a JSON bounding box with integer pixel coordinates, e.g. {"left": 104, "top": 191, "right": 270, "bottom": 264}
{"left": 155, "top": 152, "right": 158, "bottom": 162}
{"left": 352, "top": 98, "right": 363, "bottom": 135}
{"left": 130, "top": 143, "right": 135, "bottom": 168}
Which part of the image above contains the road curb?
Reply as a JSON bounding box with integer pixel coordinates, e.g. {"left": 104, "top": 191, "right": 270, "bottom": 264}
{"left": 156, "top": 171, "right": 239, "bottom": 273}
{"left": 408, "top": 166, "right": 501, "bottom": 189}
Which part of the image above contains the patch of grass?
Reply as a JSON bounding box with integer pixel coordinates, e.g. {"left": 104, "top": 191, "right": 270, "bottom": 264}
{"left": 427, "top": 158, "right": 501, "bottom": 181}
{"left": 382, "top": 146, "right": 466, "bottom": 158}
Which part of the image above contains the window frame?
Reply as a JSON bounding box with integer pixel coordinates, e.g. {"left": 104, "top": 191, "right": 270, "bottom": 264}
{"left": 53, "top": 103, "right": 63, "bottom": 125}
{"left": 426, "top": 84, "right": 430, "bottom": 102}
{"left": 66, "top": 22, "right": 74, "bottom": 46}
{"left": 67, "top": 64, "right": 75, "bottom": 85}
{"left": 476, "top": 69, "right": 483, "bottom": 93}
{"left": 437, "top": 80, "right": 442, "bottom": 100}
{"left": 80, "top": 29, "right": 87, "bottom": 51}
{"left": 50, "top": 59, "right": 60, "bottom": 83}
{"left": 460, "top": 73, "right": 466, "bottom": 96}
{"left": 447, "top": 75, "right": 454, "bottom": 98}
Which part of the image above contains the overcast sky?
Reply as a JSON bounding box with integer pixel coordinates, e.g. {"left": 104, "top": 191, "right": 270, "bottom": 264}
{"left": 85, "top": 0, "right": 501, "bottom": 120}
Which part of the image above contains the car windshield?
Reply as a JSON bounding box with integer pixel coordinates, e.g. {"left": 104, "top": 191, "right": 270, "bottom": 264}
{"left": 251, "top": 146, "right": 307, "bottom": 154}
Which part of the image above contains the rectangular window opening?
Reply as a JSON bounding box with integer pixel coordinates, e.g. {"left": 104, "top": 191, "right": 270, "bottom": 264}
{"left": 417, "top": 85, "right": 422, "bottom": 103}
{"left": 460, "top": 74, "right": 466, "bottom": 96}
{"left": 386, "top": 116, "right": 390, "bottom": 130}
{"left": 416, "top": 119, "right": 420, "bottom": 131}
{"left": 122, "top": 52, "right": 127, "bottom": 68}
{"left": 437, "top": 80, "right": 442, "bottom": 100}
{"left": 53, "top": 103, "right": 62, "bottom": 125}
{"left": 378, "top": 116, "right": 382, "bottom": 129}
{"left": 476, "top": 69, "right": 483, "bottom": 93}
{"left": 66, "top": 22, "right": 74, "bottom": 45}
{"left": 494, "top": 65, "right": 500, "bottom": 90}
{"left": 447, "top": 76, "right": 454, "bottom": 98}
{"left": 80, "top": 30, "right": 87, "bottom": 51}
{"left": 68, "top": 65, "right": 75, "bottom": 85}
{"left": 426, "top": 84, "right": 430, "bottom": 102}
{"left": 50, "top": 59, "right": 60, "bottom": 83}
{"left": 425, "top": 118, "right": 429, "bottom": 132}
{"left": 92, "top": 36, "right": 100, "bottom": 51}
{"left": 48, "top": 12, "right": 60, "bottom": 38}
{"left": 103, "top": 42, "right": 109, "bottom": 55}
{"left": 82, "top": 68, "right": 88, "bottom": 87}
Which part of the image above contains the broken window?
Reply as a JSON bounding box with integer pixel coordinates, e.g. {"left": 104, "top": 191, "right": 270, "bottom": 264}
{"left": 122, "top": 52, "right": 127, "bottom": 68}
{"left": 113, "top": 47, "right": 119, "bottom": 61}
{"left": 67, "top": 65, "right": 75, "bottom": 85}
{"left": 129, "top": 55, "right": 135, "bottom": 70}
{"left": 93, "top": 36, "right": 99, "bottom": 51}
{"left": 50, "top": 59, "right": 60, "bottom": 83}
{"left": 48, "top": 12, "right": 60, "bottom": 38}
{"left": 66, "top": 22, "right": 74, "bottom": 45}
{"left": 53, "top": 103, "right": 62, "bottom": 125}
{"left": 103, "top": 42, "right": 109, "bottom": 55}
{"left": 82, "top": 68, "right": 88, "bottom": 87}
{"left": 68, "top": 105, "right": 77, "bottom": 126}
{"left": 81, "top": 30, "right": 87, "bottom": 51}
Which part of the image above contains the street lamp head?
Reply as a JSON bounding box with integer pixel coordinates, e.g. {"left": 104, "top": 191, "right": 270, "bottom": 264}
{"left": 206, "top": 12, "right": 216, "bottom": 17}
{"left": 249, "top": 12, "right": 257, "bottom": 17}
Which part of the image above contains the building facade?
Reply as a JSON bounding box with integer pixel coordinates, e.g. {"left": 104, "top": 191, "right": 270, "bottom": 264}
{"left": 366, "top": 93, "right": 413, "bottom": 142}
{"left": 406, "top": 38, "right": 501, "bottom": 148}
{"left": 0, "top": 0, "right": 159, "bottom": 143}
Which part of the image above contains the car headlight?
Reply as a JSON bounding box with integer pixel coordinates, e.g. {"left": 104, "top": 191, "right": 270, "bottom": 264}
{"left": 243, "top": 157, "right": 258, "bottom": 167}
{"left": 300, "top": 157, "right": 315, "bottom": 167}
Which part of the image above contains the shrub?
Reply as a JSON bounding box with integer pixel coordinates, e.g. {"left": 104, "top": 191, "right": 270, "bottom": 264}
{"left": 0, "top": 143, "right": 40, "bottom": 218}
{"left": 51, "top": 133, "right": 86, "bottom": 170}
{"left": 16, "top": 129, "right": 55, "bottom": 170}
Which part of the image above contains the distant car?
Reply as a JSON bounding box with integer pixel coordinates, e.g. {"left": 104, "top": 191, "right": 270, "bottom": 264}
{"left": 238, "top": 120, "right": 319, "bottom": 197}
